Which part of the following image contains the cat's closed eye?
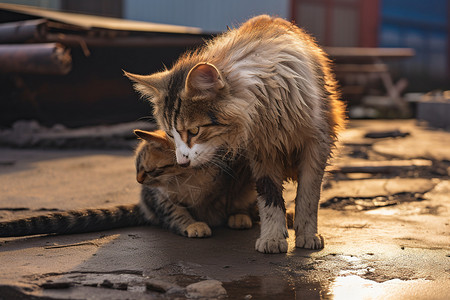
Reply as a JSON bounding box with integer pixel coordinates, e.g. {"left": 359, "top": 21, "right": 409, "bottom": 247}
{"left": 147, "top": 164, "right": 176, "bottom": 177}
{"left": 146, "top": 169, "right": 164, "bottom": 177}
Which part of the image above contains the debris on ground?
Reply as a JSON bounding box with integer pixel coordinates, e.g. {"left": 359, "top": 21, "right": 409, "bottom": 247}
{"left": 0, "top": 119, "right": 449, "bottom": 299}
{"left": 0, "top": 120, "right": 156, "bottom": 149}
{"left": 185, "top": 280, "right": 227, "bottom": 299}
{"left": 145, "top": 278, "right": 184, "bottom": 294}
{"left": 364, "top": 129, "right": 410, "bottom": 139}
{"left": 332, "top": 159, "right": 432, "bottom": 174}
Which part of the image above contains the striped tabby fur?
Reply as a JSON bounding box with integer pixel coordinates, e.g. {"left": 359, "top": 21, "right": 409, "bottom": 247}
{"left": 125, "top": 15, "right": 346, "bottom": 253}
{"left": 0, "top": 130, "right": 256, "bottom": 238}
{"left": 0, "top": 205, "right": 142, "bottom": 237}
{"left": 134, "top": 129, "right": 257, "bottom": 237}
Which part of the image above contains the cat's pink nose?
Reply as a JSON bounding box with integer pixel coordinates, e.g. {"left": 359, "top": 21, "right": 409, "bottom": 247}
{"left": 177, "top": 153, "right": 190, "bottom": 167}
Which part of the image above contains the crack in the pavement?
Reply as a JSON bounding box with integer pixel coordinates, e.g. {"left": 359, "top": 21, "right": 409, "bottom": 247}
{"left": 321, "top": 191, "right": 428, "bottom": 211}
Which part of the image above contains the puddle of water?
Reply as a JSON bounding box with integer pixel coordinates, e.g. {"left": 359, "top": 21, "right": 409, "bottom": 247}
{"left": 224, "top": 275, "right": 327, "bottom": 300}
{"left": 330, "top": 275, "right": 434, "bottom": 300}
{"left": 224, "top": 271, "right": 443, "bottom": 300}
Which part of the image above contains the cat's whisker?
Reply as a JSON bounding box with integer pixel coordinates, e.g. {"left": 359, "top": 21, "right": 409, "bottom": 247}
{"left": 137, "top": 116, "right": 154, "bottom": 121}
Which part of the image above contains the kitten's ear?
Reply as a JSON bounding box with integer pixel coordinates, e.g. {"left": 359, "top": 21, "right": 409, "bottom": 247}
{"left": 134, "top": 129, "right": 172, "bottom": 148}
{"left": 185, "top": 62, "right": 225, "bottom": 97}
{"left": 124, "top": 70, "right": 168, "bottom": 102}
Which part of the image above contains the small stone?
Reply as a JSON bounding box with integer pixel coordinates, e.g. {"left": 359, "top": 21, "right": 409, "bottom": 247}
{"left": 40, "top": 281, "right": 72, "bottom": 289}
{"left": 146, "top": 280, "right": 167, "bottom": 293}
{"left": 52, "top": 124, "right": 67, "bottom": 132}
{"left": 186, "top": 280, "right": 227, "bottom": 299}
{"left": 12, "top": 120, "right": 42, "bottom": 134}
{"left": 83, "top": 283, "right": 98, "bottom": 287}
{"left": 100, "top": 279, "right": 114, "bottom": 289}
{"left": 244, "top": 295, "right": 253, "bottom": 300}
{"left": 116, "top": 282, "right": 128, "bottom": 290}
{"left": 146, "top": 279, "right": 183, "bottom": 294}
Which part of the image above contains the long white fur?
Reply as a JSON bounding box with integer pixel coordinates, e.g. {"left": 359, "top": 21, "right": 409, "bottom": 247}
{"left": 171, "top": 128, "right": 215, "bottom": 167}
{"left": 256, "top": 198, "right": 289, "bottom": 253}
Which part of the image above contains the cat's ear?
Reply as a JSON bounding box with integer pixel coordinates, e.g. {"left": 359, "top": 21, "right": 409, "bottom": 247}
{"left": 185, "top": 62, "right": 225, "bottom": 97}
{"left": 124, "top": 70, "right": 168, "bottom": 102}
{"left": 134, "top": 129, "right": 172, "bottom": 148}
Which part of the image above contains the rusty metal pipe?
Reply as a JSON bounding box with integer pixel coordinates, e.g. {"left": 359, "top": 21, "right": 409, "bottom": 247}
{"left": 0, "top": 43, "right": 72, "bottom": 75}
{"left": 0, "top": 19, "right": 48, "bottom": 44}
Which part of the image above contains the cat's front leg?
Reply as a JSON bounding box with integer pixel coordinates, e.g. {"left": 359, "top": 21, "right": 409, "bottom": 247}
{"left": 185, "top": 222, "right": 212, "bottom": 237}
{"left": 168, "top": 206, "right": 212, "bottom": 238}
{"left": 255, "top": 176, "right": 288, "bottom": 254}
{"left": 151, "top": 192, "right": 212, "bottom": 238}
{"left": 294, "top": 141, "right": 328, "bottom": 249}
{"left": 228, "top": 214, "right": 252, "bottom": 229}
{"left": 227, "top": 180, "right": 256, "bottom": 230}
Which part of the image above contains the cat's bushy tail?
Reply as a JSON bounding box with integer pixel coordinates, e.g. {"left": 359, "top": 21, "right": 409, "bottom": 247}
{"left": 0, "top": 204, "right": 147, "bottom": 237}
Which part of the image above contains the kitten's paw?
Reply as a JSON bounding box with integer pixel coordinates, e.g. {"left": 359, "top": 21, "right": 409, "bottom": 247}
{"left": 184, "top": 222, "right": 212, "bottom": 238}
{"left": 255, "top": 237, "right": 288, "bottom": 254}
{"left": 295, "top": 234, "right": 324, "bottom": 250}
{"left": 228, "top": 214, "right": 252, "bottom": 229}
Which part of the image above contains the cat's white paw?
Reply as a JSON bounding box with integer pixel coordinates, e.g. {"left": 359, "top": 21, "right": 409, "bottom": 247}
{"left": 185, "top": 222, "right": 212, "bottom": 238}
{"left": 255, "top": 237, "right": 288, "bottom": 254}
{"left": 228, "top": 214, "right": 252, "bottom": 229}
{"left": 295, "top": 233, "right": 324, "bottom": 249}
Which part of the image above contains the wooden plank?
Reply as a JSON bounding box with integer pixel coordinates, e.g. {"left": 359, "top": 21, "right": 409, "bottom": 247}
{"left": 0, "top": 3, "right": 203, "bottom": 34}
{"left": 334, "top": 63, "right": 389, "bottom": 73}
{"left": 326, "top": 47, "right": 415, "bottom": 59}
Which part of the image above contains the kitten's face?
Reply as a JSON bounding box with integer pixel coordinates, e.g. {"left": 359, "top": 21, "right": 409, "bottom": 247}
{"left": 126, "top": 63, "right": 242, "bottom": 168}
{"left": 134, "top": 129, "right": 178, "bottom": 186}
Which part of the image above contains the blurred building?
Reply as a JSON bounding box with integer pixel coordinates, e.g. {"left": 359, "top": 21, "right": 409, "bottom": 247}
{"left": 0, "top": 0, "right": 448, "bottom": 126}
{"left": 5, "top": 0, "right": 447, "bottom": 91}
{"left": 378, "top": 0, "right": 449, "bottom": 90}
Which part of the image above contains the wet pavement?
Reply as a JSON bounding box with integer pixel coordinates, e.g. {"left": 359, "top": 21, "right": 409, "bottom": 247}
{"left": 0, "top": 120, "right": 449, "bottom": 299}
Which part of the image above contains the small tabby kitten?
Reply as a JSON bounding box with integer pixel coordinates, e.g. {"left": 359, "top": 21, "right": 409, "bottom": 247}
{"left": 134, "top": 129, "right": 257, "bottom": 237}
{"left": 125, "top": 15, "right": 346, "bottom": 253}
{"left": 0, "top": 130, "right": 256, "bottom": 238}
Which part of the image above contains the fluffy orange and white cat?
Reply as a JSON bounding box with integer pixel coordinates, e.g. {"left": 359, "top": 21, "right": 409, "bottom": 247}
{"left": 126, "top": 15, "right": 345, "bottom": 253}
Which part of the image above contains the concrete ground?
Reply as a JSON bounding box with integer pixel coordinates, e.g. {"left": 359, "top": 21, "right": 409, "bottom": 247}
{"left": 0, "top": 120, "right": 449, "bottom": 299}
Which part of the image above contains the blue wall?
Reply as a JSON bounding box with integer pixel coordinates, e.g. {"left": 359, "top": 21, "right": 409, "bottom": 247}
{"left": 124, "top": 0, "right": 289, "bottom": 33}
{"left": 379, "top": 0, "right": 449, "bottom": 82}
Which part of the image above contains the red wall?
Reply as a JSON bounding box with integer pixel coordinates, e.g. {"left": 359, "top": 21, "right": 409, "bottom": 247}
{"left": 290, "top": 0, "right": 380, "bottom": 47}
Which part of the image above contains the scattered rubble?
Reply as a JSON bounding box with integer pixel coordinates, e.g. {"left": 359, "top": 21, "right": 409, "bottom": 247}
{"left": 40, "top": 281, "right": 73, "bottom": 289}
{"left": 145, "top": 278, "right": 184, "bottom": 294}
{"left": 99, "top": 279, "right": 114, "bottom": 289}
{"left": 321, "top": 192, "right": 427, "bottom": 211}
{"left": 0, "top": 120, "right": 156, "bottom": 149}
{"left": 0, "top": 119, "right": 449, "bottom": 299}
